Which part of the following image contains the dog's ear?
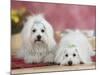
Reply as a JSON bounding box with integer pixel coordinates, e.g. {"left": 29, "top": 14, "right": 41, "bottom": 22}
{"left": 76, "top": 47, "right": 93, "bottom": 64}
{"left": 40, "top": 15, "right": 56, "bottom": 51}
{"left": 47, "top": 37, "right": 56, "bottom": 51}
{"left": 21, "top": 30, "right": 33, "bottom": 52}
{"left": 74, "top": 48, "right": 86, "bottom": 64}
{"left": 47, "top": 29, "right": 57, "bottom": 52}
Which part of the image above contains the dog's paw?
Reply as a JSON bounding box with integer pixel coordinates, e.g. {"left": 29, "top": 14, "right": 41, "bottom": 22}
{"left": 48, "top": 62, "right": 56, "bottom": 65}
{"left": 24, "top": 56, "right": 34, "bottom": 64}
{"left": 43, "top": 53, "right": 54, "bottom": 63}
{"left": 55, "top": 62, "right": 60, "bottom": 65}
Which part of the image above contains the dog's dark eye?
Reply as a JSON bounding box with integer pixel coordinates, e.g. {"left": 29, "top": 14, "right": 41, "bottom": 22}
{"left": 73, "top": 53, "right": 76, "bottom": 57}
{"left": 41, "top": 29, "right": 45, "bottom": 33}
{"left": 32, "top": 29, "right": 36, "bottom": 32}
{"left": 65, "top": 54, "right": 68, "bottom": 57}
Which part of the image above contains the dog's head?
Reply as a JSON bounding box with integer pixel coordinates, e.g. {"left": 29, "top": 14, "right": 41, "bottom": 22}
{"left": 55, "top": 45, "right": 81, "bottom": 66}
{"left": 62, "top": 47, "right": 81, "bottom": 66}
{"left": 21, "top": 14, "right": 56, "bottom": 50}
{"left": 31, "top": 20, "right": 48, "bottom": 44}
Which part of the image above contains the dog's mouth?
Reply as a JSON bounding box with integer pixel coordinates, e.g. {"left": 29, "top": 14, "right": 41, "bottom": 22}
{"left": 34, "top": 39, "right": 44, "bottom": 43}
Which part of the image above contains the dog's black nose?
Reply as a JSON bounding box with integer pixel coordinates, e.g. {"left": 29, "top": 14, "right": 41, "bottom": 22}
{"left": 37, "top": 35, "right": 41, "bottom": 40}
{"left": 68, "top": 61, "right": 72, "bottom": 66}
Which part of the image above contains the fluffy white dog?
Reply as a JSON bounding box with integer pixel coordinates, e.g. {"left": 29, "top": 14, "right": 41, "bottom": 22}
{"left": 55, "top": 30, "right": 95, "bottom": 66}
{"left": 16, "top": 14, "right": 56, "bottom": 64}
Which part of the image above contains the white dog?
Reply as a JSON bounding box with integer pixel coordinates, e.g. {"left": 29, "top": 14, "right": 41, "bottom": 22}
{"left": 55, "top": 30, "right": 95, "bottom": 66}
{"left": 16, "top": 14, "right": 56, "bottom": 64}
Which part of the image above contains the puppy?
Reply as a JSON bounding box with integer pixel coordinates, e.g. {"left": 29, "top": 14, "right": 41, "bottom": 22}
{"left": 55, "top": 30, "right": 95, "bottom": 66}
{"left": 16, "top": 14, "right": 56, "bottom": 64}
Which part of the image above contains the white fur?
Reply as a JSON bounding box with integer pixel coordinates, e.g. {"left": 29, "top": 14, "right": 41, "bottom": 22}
{"left": 16, "top": 14, "right": 56, "bottom": 64}
{"left": 55, "top": 30, "right": 95, "bottom": 65}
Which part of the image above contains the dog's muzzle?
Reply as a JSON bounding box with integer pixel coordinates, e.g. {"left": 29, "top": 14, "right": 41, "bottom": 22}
{"left": 68, "top": 61, "right": 73, "bottom": 66}
{"left": 37, "top": 35, "right": 41, "bottom": 41}
{"left": 35, "top": 35, "right": 43, "bottom": 43}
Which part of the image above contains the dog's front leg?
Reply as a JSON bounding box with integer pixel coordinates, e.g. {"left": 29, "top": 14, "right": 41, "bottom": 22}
{"left": 43, "top": 52, "right": 54, "bottom": 64}
{"left": 24, "top": 53, "right": 42, "bottom": 64}
{"left": 24, "top": 54, "right": 35, "bottom": 64}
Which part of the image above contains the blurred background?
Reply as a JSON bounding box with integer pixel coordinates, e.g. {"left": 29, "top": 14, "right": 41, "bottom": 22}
{"left": 11, "top": 0, "right": 96, "bottom": 35}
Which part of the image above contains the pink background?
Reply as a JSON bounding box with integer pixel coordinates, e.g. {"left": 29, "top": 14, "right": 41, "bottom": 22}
{"left": 11, "top": 0, "right": 96, "bottom": 31}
